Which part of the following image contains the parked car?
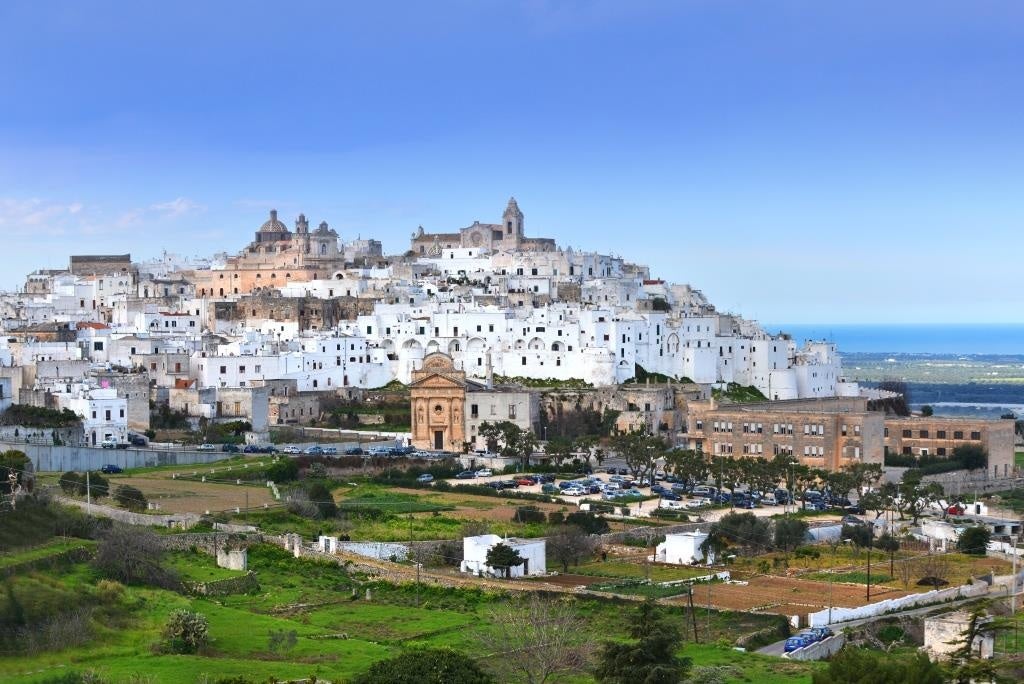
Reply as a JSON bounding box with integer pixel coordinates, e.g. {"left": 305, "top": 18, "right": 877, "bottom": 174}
{"left": 282, "top": 446, "right": 301, "bottom": 454}
{"left": 562, "top": 486, "right": 586, "bottom": 496}
{"left": 844, "top": 504, "right": 866, "bottom": 515}
{"left": 538, "top": 474, "right": 556, "bottom": 483}
{"left": 775, "top": 488, "right": 791, "bottom": 504}
{"left": 344, "top": 447, "right": 364, "bottom": 455}
{"left": 799, "top": 631, "right": 821, "bottom": 644}
{"left": 515, "top": 477, "right": 536, "bottom": 486}
{"left": 810, "top": 501, "right": 828, "bottom": 512}
{"left": 500, "top": 479, "right": 519, "bottom": 489}
{"left": 541, "top": 483, "right": 560, "bottom": 494}
{"left": 127, "top": 434, "right": 147, "bottom": 447}
{"left": 100, "top": 464, "right": 122, "bottom": 474}
{"left": 617, "top": 468, "right": 628, "bottom": 475}
{"left": 651, "top": 484, "right": 670, "bottom": 495}
{"left": 761, "top": 494, "right": 778, "bottom": 506}
{"left": 660, "top": 492, "right": 681, "bottom": 501}
{"left": 947, "top": 503, "right": 966, "bottom": 515}
{"left": 841, "top": 514, "right": 865, "bottom": 526}
{"left": 474, "top": 468, "right": 493, "bottom": 478}
{"left": 304, "top": 445, "right": 323, "bottom": 455}
{"left": 221, "top": 444, "right": 240, "bottom": 453}
{"left": 738, "top": 500, "right": 758, "bottom": 509}
{"left": 322, "top": 446, "right": 338, "bottom": 455}
{"left": 100, "top": 439, "right": 119, "bottom": 449}
{"left": 196, "top": 443, "right": 216, "bottom": 451}
{"left": 784, "top": 636, "right": 809, "bottom": 653}
{"left": 416, "top": 473, "right": 434, "bottom": 483}
{"left": 810, "top": 627, "right": 834, "bottom": 640}
{"left": 456, "top": 471, "right": 476, "bottom": 479}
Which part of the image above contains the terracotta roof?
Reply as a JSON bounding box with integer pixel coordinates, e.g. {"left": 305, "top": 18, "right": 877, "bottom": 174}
{"left": 76, "top": 322, "right": 109, "bottom": 330}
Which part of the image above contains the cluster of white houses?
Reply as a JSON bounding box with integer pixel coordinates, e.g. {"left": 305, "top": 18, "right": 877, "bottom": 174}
{"left": 0, "top": 198, "right": 1015, "bottom": 474}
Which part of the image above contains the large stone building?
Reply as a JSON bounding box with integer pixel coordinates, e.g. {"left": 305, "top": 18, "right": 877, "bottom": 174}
{"left": 188, "top": 211, "right": 347, "bottom": 297}
{"left": 685, "top": 397, "right": 885, "bottom": 472}
{"left": 883, "top": 416, "right": 1016, "bottom": 479}
{"left": 410, "top": 198, "right": 555, "bottom": 256}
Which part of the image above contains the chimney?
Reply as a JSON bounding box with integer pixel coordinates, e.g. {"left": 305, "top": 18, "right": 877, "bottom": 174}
{"left": 485, "top": 349, "right": 494, "bottom": 390}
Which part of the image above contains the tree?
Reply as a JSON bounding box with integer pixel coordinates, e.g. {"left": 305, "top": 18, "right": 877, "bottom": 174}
{"left": 951, "top": 444, "right": 987, "bottom": 471}
{"left": 512, "top": 505, "right": 546, "bottom": 524}
{"left": 920, "top": 405, "right": 934, "bottom": 417}
{"left": 60, "top": 471, "right": 84, "bottom": 496}
{"left": 546, "top": 437, "right": 575, "bottom": 471}
{"left": 812, "top": 646, "right": 943, "bottom": 684}
{"left": 664, "top": 449, "right": 709, "bottom": 491}
{"left": 266, "top": 458, "right": 299, "bottom": 482}
{"left": 94, "top": 524, "right": 179, "bottom": 589}
{"left": 353, "top": 648, "right": 493, "bottom": 684}
{"left": 564, "top": 511, "right": 610, "bottom": 535}
{"left": 486, "top": 542, "right": 524, "bottom": 578}
{"left": 547, "top": 525, "right": 597, "bottom": 573}
{"left": 481, "top": 594, "right": 592, "bottom": 684}
{"left": 479, "top": 421, "right": 539, "bottom": 470}
{"left": 163, "top": 609, "right": 209, "bottom": 654}
{"left": 610, "top": 429, "right": 665, "bottom": 484}
{"left": 895, "top": 471, "right": 943, "bottom": 524}
{"left": 918, "top": 553, "right": 951, "bottom": 590}
{"left": 774, "top": 518, "right": 809, "bottom": 554}
{"left": 704, "top": 512, "right": 771, "bottom": 556}
{"left": 113, "top": 484, "right": 147, "bottom": 512}
{"left": 305, "top": 482, "right": 337, "bottom": 518}
{"left": 875, "top": 534, "right": 900, "bottom": 554}
{"left": 0, "top": 450, "right": 31, "bottom": 494}
{"left": 841, "top": 524, "right": 872, "bottom": 551}
{"left": 956, "top": 526, "right": 991, "bottom": 556}
{"left": 595, "top": 600, "right": 690, "bottom": 684}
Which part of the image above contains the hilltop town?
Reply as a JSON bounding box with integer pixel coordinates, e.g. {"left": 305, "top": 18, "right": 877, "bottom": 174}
{"left": 1, "top": 200, "right": 1022, "bottom": 683}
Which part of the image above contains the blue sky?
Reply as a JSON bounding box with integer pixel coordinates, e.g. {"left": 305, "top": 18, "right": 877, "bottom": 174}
{"left": 1, "top": 1, "right": 1021, "bottom": 324}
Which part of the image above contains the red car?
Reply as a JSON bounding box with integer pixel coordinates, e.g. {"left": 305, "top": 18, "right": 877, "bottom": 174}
{"left": 947, "top": 504, "right": 965, "bottom": 515}
{"left": 516, "top": 477, "right": 536, "bottom": 486}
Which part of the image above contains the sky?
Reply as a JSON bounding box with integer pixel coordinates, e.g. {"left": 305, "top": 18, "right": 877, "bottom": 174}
{"left": 0, "top": 1, "right": 1021, "bottom": 324}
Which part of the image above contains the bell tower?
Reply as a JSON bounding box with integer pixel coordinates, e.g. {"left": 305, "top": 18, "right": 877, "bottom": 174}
{"left": 502, "top": 197, "right": 524, "bottom": 246}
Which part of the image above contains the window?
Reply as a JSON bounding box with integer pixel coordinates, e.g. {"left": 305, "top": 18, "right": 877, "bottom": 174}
{"left": 971, "top": 431, "right": 981, "bottom": 440}
{"left": 902, "top": 429, "right": 912, "bottom": 438}
{"left": 470, "top": 404, "right": 478, "bottom": 418}
{"left": 854, "top": 425, "right": 860, "bottom": 436}
{"left": 219, "top": 365, "right": 227, "bottom": 374}
{"left": 93, "top": 341, "right": 104, "bottom": 351}
{"left": 119, "top": 409, "right": 124, "bottom": 418}
{"left": 919, "top": 430, "right": 929, "bottom": 438}
{"left": 509, "top": 405, "right": 517, "bottom": 419}
{"left": 105, "top": 410, "right": 111, "bottom": 421}
{"left": 954, "top": 430, "right": 964, "bottom": 440}
{"left": 937, "top": 430, "right": 946, "bottom": 439}
{"left": 937, "top": 447, "right": 947, "bottom": 456}
{"left": 903, "top": 446, "right": 912, "bottom": 455}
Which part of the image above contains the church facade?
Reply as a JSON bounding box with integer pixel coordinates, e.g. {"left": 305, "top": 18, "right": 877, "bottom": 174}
{"left": 409, "top": 353, "right": 469, "bottom": 452}
{"left": 410, "top": 197, "right": 555, "bottom": 256}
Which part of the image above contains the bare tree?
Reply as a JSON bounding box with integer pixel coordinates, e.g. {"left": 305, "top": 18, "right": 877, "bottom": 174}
{"left": 547, "top": 525, "right": 597, "bottom": 573}
{"left": 480, "top": 594, "right": 593, "bottom": 684}
{"left": 93, "top": 524, "right": 180, "bottom": 589}
{"left": 918, "top": 553, "right": 951, "bottom": 590}
{"left": 897, "top": 557, "right": 914, "bottom": 590}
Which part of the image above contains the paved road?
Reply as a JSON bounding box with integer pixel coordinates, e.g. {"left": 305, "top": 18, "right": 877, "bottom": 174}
{"left": 755, "top": 590, "right": 997, "bottom": 657}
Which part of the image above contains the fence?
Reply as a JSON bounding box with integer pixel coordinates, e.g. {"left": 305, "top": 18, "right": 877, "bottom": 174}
{"left": 807, "top": 581, "right": 990, "bottom": 627}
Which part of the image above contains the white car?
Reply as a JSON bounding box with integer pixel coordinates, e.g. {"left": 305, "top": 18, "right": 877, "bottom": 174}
{"left": 282, "top": 446, "right": 301, "bottom": 454}
{"left": 563, "top": 486, "right": 586, "bottom": 496}
{"left": 196, "top": 443, "right": 216, "bottom": 451}
{"left": 474, "top": 469, "right": 493, "bottom": 478}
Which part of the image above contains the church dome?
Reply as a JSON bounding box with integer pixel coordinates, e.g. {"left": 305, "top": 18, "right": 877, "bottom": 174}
{"left": 258, "top": 209, "right": 289, "bottom": 233}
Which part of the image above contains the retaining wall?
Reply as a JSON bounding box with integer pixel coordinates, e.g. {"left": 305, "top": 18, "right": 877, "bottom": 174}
{"left": 58, "top": 496, "right": 201, "bottom": 528}
{"left": 187, "top": 571, "right": 259, "bottom": 596}
{"left": 807, "top": 581, "right": 990, "bottom": 627}
{"left": 9, "top": 442, "right": 231, "bottom": 473}
{"left": 785, "top": 633, "right": 846, "bottom": 661}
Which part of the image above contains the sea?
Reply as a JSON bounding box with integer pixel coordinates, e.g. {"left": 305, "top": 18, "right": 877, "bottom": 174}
{"left": 767, "top": 323, "right": 1024, "bottom": 419}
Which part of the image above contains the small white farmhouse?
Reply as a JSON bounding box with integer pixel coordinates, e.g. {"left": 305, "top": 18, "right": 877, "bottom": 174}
{"left": 460, "top": 534, "right": 546, "bottom": 578}
{"left": 655, "top": 530, "right": 714, "bottom": 565}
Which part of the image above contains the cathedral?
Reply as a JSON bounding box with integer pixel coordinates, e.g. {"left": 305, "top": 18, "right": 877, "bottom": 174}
{"left": 410, "top": 197, "right": 556, "bottom": 256}
{"left": 188, "top": 210, "right": 347, "bottom": 297}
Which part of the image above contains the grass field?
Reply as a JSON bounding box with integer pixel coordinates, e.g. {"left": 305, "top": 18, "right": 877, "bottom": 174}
{"left": 4, "top": 541, "right": 814, "bottom": 683}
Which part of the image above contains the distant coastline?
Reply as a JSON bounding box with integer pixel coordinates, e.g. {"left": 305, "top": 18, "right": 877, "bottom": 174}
{"left": 766, "top": 323, "right": 1024, "bottom": 355}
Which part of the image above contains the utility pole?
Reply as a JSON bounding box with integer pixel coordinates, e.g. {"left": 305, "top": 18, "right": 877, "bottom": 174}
{"left": 86, "top": 470, "right": 91, "bottom": 513}
{"left": 687, "top": 584, "right": 699, "bottom": 643}
{"left": 865, "top": 533, "right": 872, "bottom": 602}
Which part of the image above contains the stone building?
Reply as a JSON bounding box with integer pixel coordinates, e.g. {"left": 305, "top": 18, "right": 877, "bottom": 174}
{"left": 69, "top": 254, "right": 133, "bottom": 278}
{"left": 187, "top": 211, "right": 347, "bottom": 297}
{"left": 409, "top": 353, "right": 467, "bottom": 451}
{"left": 685, "top": 397, "right": 885, "bottom": 472}
{"left": 883, "top": 416, "right": 1016, "bottom": 479}
{"left": 410, "top": 198, "right": 556, "bottom": 256}
{"left": 465, "top": 384, "right": 540, "bottom": 450}
{"left": 211, "top": 293, "right": 373, "bottom": 332}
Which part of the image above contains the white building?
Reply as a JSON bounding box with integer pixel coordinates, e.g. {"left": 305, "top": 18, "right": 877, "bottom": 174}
{"left": 655, "top": 530, "right": 714, "bottom": 565}
{"left": 460, "top": 534, "right": 546, "bottom": 578}
{"left": 55, "top": 386, "right": 128, "bottom": 446}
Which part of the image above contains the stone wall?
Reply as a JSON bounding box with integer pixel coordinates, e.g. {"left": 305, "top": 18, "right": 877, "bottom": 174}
{"left": 187, "top": 571, "right": 259, "bottom": 596}
{"left": 58, "top": 496, "right": 200, "bottom": 528}
{"left": 785, "top": 633, "right": 846, "bottom": 661}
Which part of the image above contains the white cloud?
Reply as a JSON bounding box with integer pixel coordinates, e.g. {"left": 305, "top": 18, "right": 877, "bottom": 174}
{"left": 0, "top": 198, "right": 84, "bottom": 235}
{"left": 150, "top": 197, "right": 204, "bottom": 217}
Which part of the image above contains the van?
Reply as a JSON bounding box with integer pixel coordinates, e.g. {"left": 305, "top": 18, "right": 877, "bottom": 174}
{"left": 761, "top": 494, "right": 777, "bottom": 506}
{"left": 660, "top": 499, "right": 686, "bottom": 510}
{"left": 692, "top": 485, "right": 717, "bottom": 497}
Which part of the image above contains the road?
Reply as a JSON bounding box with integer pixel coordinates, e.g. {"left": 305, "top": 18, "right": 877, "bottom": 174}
{"left": 755, "top": 589, "right": 997, "bottom": 656}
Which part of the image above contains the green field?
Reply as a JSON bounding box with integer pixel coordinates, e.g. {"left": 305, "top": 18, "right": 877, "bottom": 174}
{"left": 2, "top": 540, "right": 813, "bottom": 683}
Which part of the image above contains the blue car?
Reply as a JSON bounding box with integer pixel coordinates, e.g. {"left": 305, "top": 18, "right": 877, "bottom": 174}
{"left": 784, "top": 637, "right": 807, "bottom": 653}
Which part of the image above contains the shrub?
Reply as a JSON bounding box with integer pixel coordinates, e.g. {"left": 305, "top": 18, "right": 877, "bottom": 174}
{"left": 266, "top": 458, "right": 299, "bottom": 483}
{"left": 794, "top": 546, "right": 820, "bottom": 559}
{"left": 94, "top": 580, "right": 124, "bottom": 604}
{"left": 113, "top": 484, "right": 147, "bottom": 512}
{"left": 352, "top": 647, "right": 493, "bottom": 684}
{"left": 512, "top": 505, "right": 546, "bottom": 524}
{"left": 548, "top": 510, "right": 565, "bottom": 525}
{"left": 956, "top": 526, "right": 991, "bottom": 556}
{"left": 60, "top": 471, "right": 84, "bottom": 496}
{"left": 162, "top": 609, "right": 209, "bottom": 654}
{"left": 565, "top": 511, "right": 610, "bottom": 535}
